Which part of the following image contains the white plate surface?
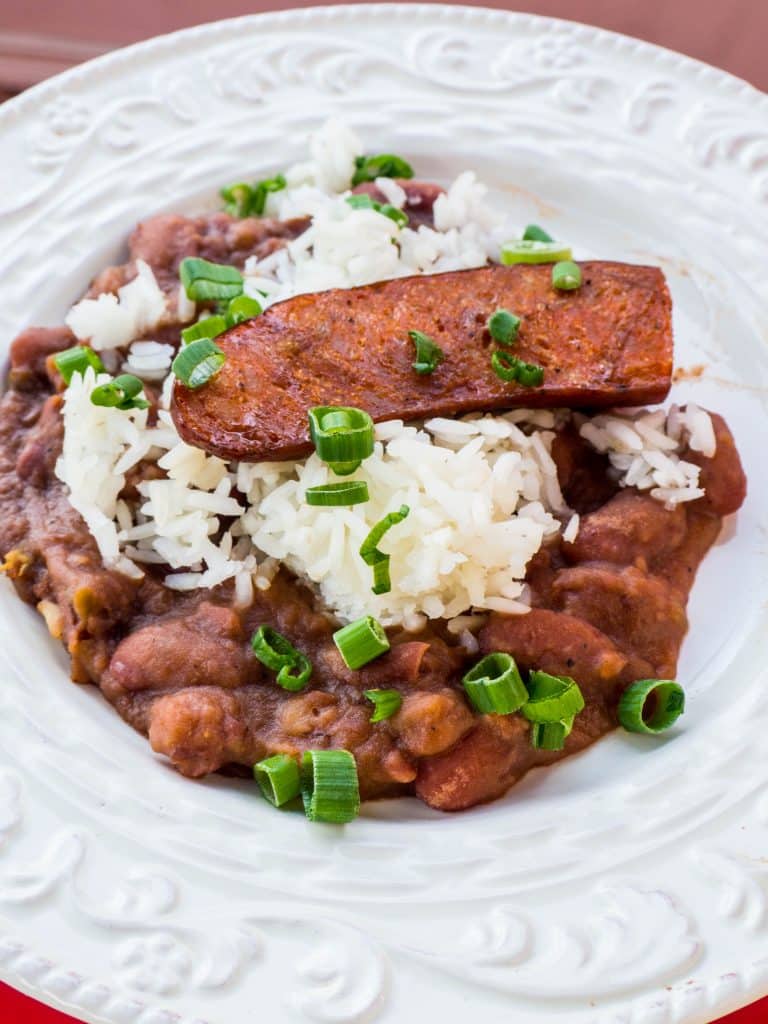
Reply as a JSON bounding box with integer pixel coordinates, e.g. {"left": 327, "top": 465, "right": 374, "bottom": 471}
{"left": 0, "top": 6, "right": 767, "bottom": 1024}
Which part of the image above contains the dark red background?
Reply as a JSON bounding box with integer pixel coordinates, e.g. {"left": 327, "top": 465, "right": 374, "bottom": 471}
{"left": 1, "top": 981, "right": 766, "bottom": 1022}
{"left": 0, "top": 2, "right": 766, "bottom": 1021}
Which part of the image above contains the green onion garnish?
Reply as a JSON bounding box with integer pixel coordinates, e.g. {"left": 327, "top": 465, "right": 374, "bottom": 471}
{"left": 305, "top": 481, "right": 370, "bottom": 507}
{"left": 359, "top": 505, "right": 410, "bottom": 595}
{"left": 522, "top": 224, "right": 554, "bottom": 243}
{"left": 179, "top": 257, "right": 244, "bottom": 302}
{"left": 54, "top": 345, "right": 105, "bottom": 385}
{"left": 301, "top": 749, "right": 360, "bottom": 824}
{"left": 220, "top": 182, "right": 254, "bottom": 218}
{"left": 351, "top": 153, "right": 414, "bottom": 187}
{"left": 531, "top": 718, "right": 574, "bottom": 751}
{"left": 618, "top": 679, "right": 685, "bottom": 734}
{"left": 172, "top": 337, "right": 226, "bottom": 389}
{"left": 220, "top": 174, "right": 286, "bottom": 217}
{"left": 487, "top": 309, "right": 521, "bottom": 347}
{"left": 345, "top": 194, "right": 408, "bottom": 228}
{"left": 253, "top": 754, "right": 300, "bottom": 806}
{"left": 552, "top": 260, "right": 582, "bottom": 291}
{"left": 462, "top": 652, "right": 528, "bottom": 715}
{"left": 180, "top": 315, "right": 228, "bottom": 345}
{"left": 409, "top": 330, "right": 444, "bottom": 376}
{"left": 333, "top": 615, "right": 390, "bottom": 670}
{"left": 250, "top": 625, "right": 313, "bottom": 691}
{"left": 226, "top": 294, "right": 262, "bottom": 325}
{"left": 500, "top": 240, "right": 572, "bottom": 265}
{"left": 308, "top": 406, "right": 375, "bottom": 476}
{"left": 90, "top": 374, "right": 149, "bottom": 411}
{"left": 364, "top": 688, "right": 402, "bottom": 723}
{"left": 515, "top": 361, "right": 545, "bottom": 387}
{"left": 491, "top": 351, "right": 544, "bottom": 388}
{"left": 522, "top": 671, "right": 585, "bottom": 723}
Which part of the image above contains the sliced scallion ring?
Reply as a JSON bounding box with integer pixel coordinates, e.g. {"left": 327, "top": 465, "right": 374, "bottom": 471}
{"left": 180, "top": 315, "right": 227, "bottom": 345}
{"left": 172, "top": 337, "right": 226, "bottom": 389}
{"left": 53, "top": 345, "right": 105, "bottom": 385}
{"left": 491, "top": 349, "right": 520, "bottom": 383}
{"left": 308, "top": 405, "right": 375, "bottom": 476}
{"left": 618, "top": 679, "right": 685, "bottom": 735}
{"left": 409, "top": 330, "right": 444, "bottom": 375}
{"left": 250, "top": 173, "right": 287, "bottom": 216}
{"left": 251, "top": 625, "right": 312, "bottom": 692}
{"left": 487, "top": 309, "right": 521, "bottom": 346}
{"left": 522, "top": 224, "right": 554, "bottom": 243}
{"left": 90, "top": 373, "right": 149, "bottom": 411}
{"left": 500, "top": 240, "right": 572, "bottom": 265}
{"left": 351, "top": 153, "right": 414, "bottom": 186}
{"left": 179, "top": 257, "right": 244, "bottom": 302}
{"left": 253, "top": 754, "right": 301, "bottom": 807}
{"left": 345, "top": 193, "right": 409, "bottom": 228}
{"left": 522, "top": 671, "right": 585, "bottom": 723}
{"left": 305, "top": 481, "right": 370, "bottom": 507}
{"left": 359, "top": 505, "right": 410, "bottom": 595}
{"left": 531, "top": 717, "right": 574, "bottom": 751}
{"left": 301, "top": 749, "right": 360, "bottom": 824}
{"left": 333, "top": 615, "right": 390, "bottom": 670}
{"left": 552, "top": 260, "right": 582, "bottom": 291}
{"left": 364, "top": 688, "right": 402, "bottom": 723}
{"left": 462, "top": 652, "right": 528, "bottom": 715}
{"left": 226, "top": 294, "right": 262, "bottom": 326}
{"left": 515, "top": 361, "right": 545, "bottom": 387}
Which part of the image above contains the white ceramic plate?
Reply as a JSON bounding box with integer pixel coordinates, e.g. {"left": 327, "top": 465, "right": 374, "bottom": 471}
{"left": 1, "top": 7, "right": 767, "bottom": 1023}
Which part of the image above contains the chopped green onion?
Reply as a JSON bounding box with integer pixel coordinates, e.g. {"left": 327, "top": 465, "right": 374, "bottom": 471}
{"left": 531, "top": 717, "right": 574, "bottom": 751}
{"left": 351, "top": 153, "right": 414, "bottom": 186}
{"left": 305, "top": 481, "right": 370, "bottom": 507}
{"left": 490, "top": 349, "right": 519, "bottom": 383}
{"left": 522, "top": 671, "right": 585, "bottom": 723}
{"left": 515, "top": 361, "right": 545, "bottom": 387}
{"left": 250, "top": 625, "right": 313, "bottom": 691}
{"left": 226, "top": 294, "right": 262, "bottom": 325}
{"left": 364, "top": 688, "right": 402, "bottom": 723}
{"left": 359, "top": 505, "right": 409, "bottom": 595}
{"left": 251, "top": 173, "right": 287, "bottom": 216}
{"left": 220, "top": 174, "right": 286, "bottom": 217}
{"left": 180, "top": 315, "right": 228, "bottom": 345}
{"left": 522, "top": 224, "right": 554, "bottom": 243}
{"left": 500, "top": 240, "right": 572, "bottom": 265}
{"left": 90, "top": 374, "right": 149, "bottom": 411}
{"left": 618, "top": 679, "right": 685, "bottom": 735}
{"left": 345, "top": 194, "right": 409, "bottom": 228}
{"left": 301, "top": 749, "right": 360, "bottom": 824}
{"left": 179, "top": 257, "right": 244, "bottom": 302}
{"left": 172, "top": 337, "right": 226, "bottom": 389}
{"left": 462, "top": 652, "right": 528, "bottom": 715}
{"left": 491, "top": 351, "right": 544, "bottom": 388}
{"left": 53, "top": 345, "right": 104, "bottom": 385}
{"left": 333, "top": 615, "right": 390, "bottom": 670}
{"left": 308, "top": 406, "right": 375, "bottom": 476}
{"left": 487, "top": 309, "right": 521, "bottom": 347}
{"left": 552, "top": 260, "right": 582, "bottom": 291}
{"left": 409, "top": 330, "right": 444, "bottom": 376}
{"left": 254, "top": 754, "right": 300, "bottom": 806}
{"left": 220, "top": 182, "right": 254, "bottom": 218}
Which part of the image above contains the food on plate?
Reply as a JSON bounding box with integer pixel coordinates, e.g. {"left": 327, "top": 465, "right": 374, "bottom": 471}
{"left": 0, "top": 121, "right": 746, "bottom": 821}
{"left": 173, "top": 261, "right": 673, "bottom": 461}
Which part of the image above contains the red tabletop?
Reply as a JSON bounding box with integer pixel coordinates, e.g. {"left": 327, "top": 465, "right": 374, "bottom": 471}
{"left": 0, "top": 3, "right": 766, "bottom": 1022}
{"left": 1, "top": 980, "right": 767, "bottom": 1022}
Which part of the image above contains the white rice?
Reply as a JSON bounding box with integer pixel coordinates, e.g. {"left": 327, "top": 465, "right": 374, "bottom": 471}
{"left": 578, "top": 404, "right": 714, "bottom": 508}
{"left": 53, "top": 119, "right": 717, "bottom": 626}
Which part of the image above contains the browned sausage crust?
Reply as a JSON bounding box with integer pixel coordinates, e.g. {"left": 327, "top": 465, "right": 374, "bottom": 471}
{"left": 172, "top": 260, "right": 673, "bottom": 461}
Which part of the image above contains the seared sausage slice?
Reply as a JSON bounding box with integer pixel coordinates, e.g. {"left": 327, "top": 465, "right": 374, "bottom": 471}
{"left": 172, "top": 261, "right": 673, "bottom": 462}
